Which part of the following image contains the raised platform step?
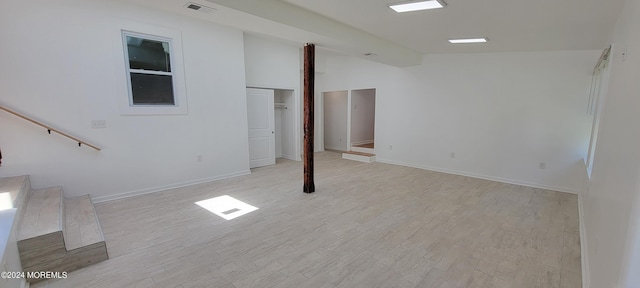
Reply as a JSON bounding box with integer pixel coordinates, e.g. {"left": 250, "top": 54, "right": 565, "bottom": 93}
{"left": 351, "top": 146, "right": 374, "bottom": 154}
{"left": 16, "top": 185, "right": 108, "bottom": 282}
{"left": 342, "top": 151, "right": 376, "bottom": 163}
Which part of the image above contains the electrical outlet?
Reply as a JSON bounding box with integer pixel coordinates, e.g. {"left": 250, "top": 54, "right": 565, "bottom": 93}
{"left": 389, "top": 145, "right": 393, "bottom": 150}
{"left": 539, "top": 162, "right": 546, "bottom": 169}
{"left": 91, "top": 120, "right": 107, "bottom": 129}
{"left": 450, "top": 152, "right": 456, "bottom": 159}
{"left": 197, "top": 155, "right": 203, "bottom": 162}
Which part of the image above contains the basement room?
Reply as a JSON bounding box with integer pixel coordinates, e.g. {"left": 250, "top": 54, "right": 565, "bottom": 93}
{"left": 1, "top": 0, "right": 640, "bottom": 287}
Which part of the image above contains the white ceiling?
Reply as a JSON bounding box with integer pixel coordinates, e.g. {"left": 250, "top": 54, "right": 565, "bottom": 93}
{"left": 134, "top": 0, "right": 624, "bottom": 66}
{"left": 281, "top": 0, "right": 624, "bottom": 54}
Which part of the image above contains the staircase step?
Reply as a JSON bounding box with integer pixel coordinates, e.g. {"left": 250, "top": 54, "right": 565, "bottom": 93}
{"left": 64, "top": 195, "right": 105, "bottom": 250}
{"left": 17, "top": 187, "right": 66, "bottom": 273}
{"left": 18, "top": 187, "right": 64, "bottom": 241}
{"left": 342, "top": 151, "right": 376, "bottom": 163}
{"left": 61, "top": 195, "right": 108, "bottom": 272}
{"left": 17, "top": 188, "right": 109, "bottom": 281}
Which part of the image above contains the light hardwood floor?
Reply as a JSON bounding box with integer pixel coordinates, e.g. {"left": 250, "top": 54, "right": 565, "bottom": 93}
{"left": 33, "top": 152, "right": 581, "bottom": 288}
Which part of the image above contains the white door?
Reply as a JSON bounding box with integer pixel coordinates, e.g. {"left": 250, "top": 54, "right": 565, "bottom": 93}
{"left": 247, "top": 88, "right": 275, "bottom": 168}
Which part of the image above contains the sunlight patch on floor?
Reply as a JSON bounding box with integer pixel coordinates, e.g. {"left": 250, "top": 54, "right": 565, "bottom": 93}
{"left": 195, "top": 195, "right": 258, "bottom": 220}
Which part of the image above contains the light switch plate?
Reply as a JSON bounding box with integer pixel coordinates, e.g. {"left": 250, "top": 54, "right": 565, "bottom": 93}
{"left": 91, "top": 120, "right": 107, "bottom": 129}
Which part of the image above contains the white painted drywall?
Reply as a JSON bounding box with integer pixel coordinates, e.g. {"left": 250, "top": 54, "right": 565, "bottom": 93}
{"left": 623, "top": 189, "right": 640, "bottom": 288}
{"left": 0, "top": 0, "right": 250, "bottom": 201}
{"left": 0, "top": 209, "right": 23, "bottom": 288}
{"left": 244, "top": 34, "right": 300, "bottom": 89}
{"left": 314, "top": 52, "right": 327, "bottom": 152}
{"left": 300, "top": 70, "right": 325, "bottom": 153}
{"left": 581, "top": 0, "right": 640, "bottom": 286}
{"left": 320, "top": 50, "right": 599, "bottom": 193}
{"left": 323, "top": 91, "right": 348, "bottom": 151}
{"left": 350, "top": 89, "right": 376, "bottom": 146}
{"left": 243, "top": 34, "right": 302, "bottom": 159}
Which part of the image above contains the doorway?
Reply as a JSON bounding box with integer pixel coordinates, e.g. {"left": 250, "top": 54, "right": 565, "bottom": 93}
{"left": 350, "top": 88, "right": 376, "bottom": 151}
{"left": 274, "top": 89, "right": 296, "bottom": 160}
{"left": 323, "top": 89, "right": 376, "bottom": 153}
{"left": 247, "top": 87, "right": 297, "bottom": 168}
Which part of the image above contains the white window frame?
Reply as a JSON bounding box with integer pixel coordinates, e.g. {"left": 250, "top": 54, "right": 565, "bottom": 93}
{"left": 122, "top": 32, "right": 176, "bottom": 107}
{"left": 116, "top": 21, "right": 188, "bottom": 115}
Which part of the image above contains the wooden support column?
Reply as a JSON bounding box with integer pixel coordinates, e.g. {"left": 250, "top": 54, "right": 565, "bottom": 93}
{"left": 303, "top": 43, "right": 315, "bottom": 193}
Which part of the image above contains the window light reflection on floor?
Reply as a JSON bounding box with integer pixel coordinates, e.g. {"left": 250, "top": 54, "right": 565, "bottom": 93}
{"left": 195, "top": 195, "right": 258, "bottom": 220}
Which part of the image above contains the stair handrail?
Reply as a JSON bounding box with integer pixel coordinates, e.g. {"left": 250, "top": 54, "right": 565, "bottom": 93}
{"left": 0, "top": 105, "right": 101, "bottom": 151}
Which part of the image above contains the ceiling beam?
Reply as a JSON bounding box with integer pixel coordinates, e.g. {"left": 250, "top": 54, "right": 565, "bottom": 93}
{"left": 204, "top": 0, "right": 422, "bottom": 67}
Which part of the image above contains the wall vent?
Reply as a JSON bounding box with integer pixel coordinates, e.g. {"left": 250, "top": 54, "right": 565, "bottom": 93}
{"left": 184, "top": 2, "right": 216, "bottom": 14}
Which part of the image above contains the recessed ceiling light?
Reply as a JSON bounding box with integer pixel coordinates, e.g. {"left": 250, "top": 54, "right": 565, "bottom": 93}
{"left": 389, "top": 0, "right": 446, "bottom": 13}
{"left": 448, "top": 38, "right": 488, "bottom": 44}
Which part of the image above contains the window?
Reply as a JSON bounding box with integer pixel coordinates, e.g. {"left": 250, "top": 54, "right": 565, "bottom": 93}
{"left": 123, "top": 32, "right": 175, "bottom": 106}
{"left": 117, "top": 22, "right": 187, "bottom": 115}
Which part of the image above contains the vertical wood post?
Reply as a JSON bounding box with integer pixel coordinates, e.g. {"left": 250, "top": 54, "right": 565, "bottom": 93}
{"left": 303, "top": 43, "right": 315, "bottom": 193}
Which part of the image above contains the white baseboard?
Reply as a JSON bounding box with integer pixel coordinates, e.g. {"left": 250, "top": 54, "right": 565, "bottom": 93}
{"left": 579, "top": 194, "right": 590, "bottom": 288}
{"left": 325, "top": 145, "right": 347, "bottom": 152}
{"left": 375, "top": 158, "right": 579, "bottom": 194}
{"left": 279, "top": 154, "right": 299, "bottom": 161}
{"left": 92, "top": 170, "right": 251, "bottom": 203}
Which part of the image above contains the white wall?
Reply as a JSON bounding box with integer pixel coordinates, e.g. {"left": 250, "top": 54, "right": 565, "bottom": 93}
{"left": 244, "top": 34, "right": 302, "bottom": 159}
{"left": 0, "top": 208, "right": 23, "bottom": 288}
{"left": 244, "top": 34, "right": 300, "bottom": 89}
{"left": 323, "top": 91, "right": 349, "bottom": 151}
{"left": 299, "top": 50, "right": 329, "bottom": 152}
{"left": 624, "top": 193, "right": 640, "bottom": 288}
{"left": 582, "top": 0, "right": 640, "bottom": 286}
{"left": 320, "top": 50, "right": 599, "bottom": 193}
{"left": 350, "top": 89, "right": 376, "bottom": 145}
{"left": 0, "top": 0, "right": 250, "bottom": 201}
